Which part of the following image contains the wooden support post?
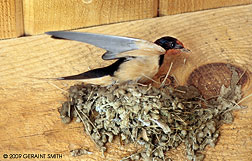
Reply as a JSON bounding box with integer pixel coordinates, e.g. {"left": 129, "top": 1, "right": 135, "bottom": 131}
{"left": 0, "top": 0, "right": 24, "bottom": 39}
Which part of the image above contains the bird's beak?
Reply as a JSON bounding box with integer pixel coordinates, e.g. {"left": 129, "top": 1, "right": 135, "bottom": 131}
{"left": 174, "top": 44, "right": 191, "bottom": 53}
{"left": 179, "top": 47, "right": 191, "bottom": 53}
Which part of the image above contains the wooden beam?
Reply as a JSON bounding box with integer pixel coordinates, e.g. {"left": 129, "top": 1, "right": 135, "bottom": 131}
{"left": 0, "top": 4, "right": 252, "bottom": 161}
{"left": 23, "top": 0, "right": 158, "bottom": 35}
{"left": 0, "top": 0, "right": 24, "bottom": 39}
{"left": 159, "top": 0, "right": 252, "bottom": 15}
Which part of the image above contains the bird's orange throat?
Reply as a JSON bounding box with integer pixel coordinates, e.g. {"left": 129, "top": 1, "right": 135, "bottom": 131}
{"left": 165, "top": 49, "right": 183, "bottom": 55}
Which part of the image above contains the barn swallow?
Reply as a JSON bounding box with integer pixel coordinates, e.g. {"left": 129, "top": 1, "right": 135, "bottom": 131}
{"left": 46, "top": 31, "right": 190, "bottom": 86}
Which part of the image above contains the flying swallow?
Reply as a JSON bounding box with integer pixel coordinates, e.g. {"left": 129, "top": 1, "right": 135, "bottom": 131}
{"left": 46, "top": 31, "right": 190, "bottom": 86}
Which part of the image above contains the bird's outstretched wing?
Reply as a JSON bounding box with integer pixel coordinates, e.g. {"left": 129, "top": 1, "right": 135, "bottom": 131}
{"left": 46, "top": 31, "right": 165, "bottom": 60}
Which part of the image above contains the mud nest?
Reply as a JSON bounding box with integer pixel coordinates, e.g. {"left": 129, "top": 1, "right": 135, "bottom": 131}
{"left": 59, "top": 72, "right": 245, "bottom": 161}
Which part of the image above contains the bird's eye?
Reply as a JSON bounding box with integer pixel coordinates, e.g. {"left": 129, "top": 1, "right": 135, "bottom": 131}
{"left": 170, "top": 42, "right": 175, "bottom": 48}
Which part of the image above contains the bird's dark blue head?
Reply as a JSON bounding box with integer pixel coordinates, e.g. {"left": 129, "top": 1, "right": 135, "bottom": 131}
{"left": 155, "top": 36, "right": 187, "bottom": 51}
